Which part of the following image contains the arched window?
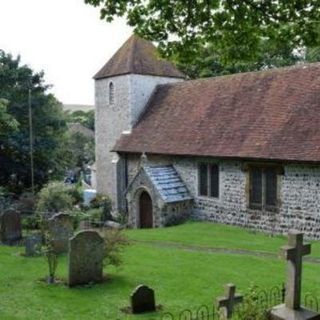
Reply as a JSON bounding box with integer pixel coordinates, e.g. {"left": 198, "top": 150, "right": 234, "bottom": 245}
{"left": 109, "top": 82, "right": 115, "bottom": 105}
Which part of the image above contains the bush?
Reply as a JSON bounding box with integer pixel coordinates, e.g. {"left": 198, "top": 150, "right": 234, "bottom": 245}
{"left": 114, "top": 210, "right": 128, "bottom": 225}
{"left": 102, "top": 229, "right": 129, "bottom": 268}
{"left": 0, "top": 186, "right": 13, "bottom": 211}
{"left": 36, "top": 182, "right": 74, "bottom": 219}
{"left": 42, "top": 232, "right": 58, "bottom": 284}
{"left": 22, "top": 214, "right": 41, "bottom": 230}
{"left": 82, "top": 208, "right": 103, "bottom": 227}
{"left": 68, "top": 182, "right": 83, "bottom": 205}
{"left": 69, "top": 209, "right": 89, "bottom": 230}
{"left": 232, "top": 285, "right": 268, "bottom": 320}
{"left": 90, "top": 194, "right": 112, "bottom": 221}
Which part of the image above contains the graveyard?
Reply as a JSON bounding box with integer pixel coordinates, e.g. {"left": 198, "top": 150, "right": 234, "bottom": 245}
{"left": 0, "top": 222, "right": 320, "bottom": 319}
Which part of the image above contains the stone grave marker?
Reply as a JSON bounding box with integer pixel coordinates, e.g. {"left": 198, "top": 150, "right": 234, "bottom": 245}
{"left": 0, "top": 209, "right": 22, "bottom": 244}
{"left": 131, "top": 285, "right": 156, "bottom": 314}
{"left": 68, "top": 230, "right": 104, "bottom": 287}
{"left": 270, "top": 231, "right": 320, "bottom": 320}
{"left": 48, "top": 213, "right": 73, "bottom": 253}
{"left": 216, "top": 284, "right": 243, "bottom": 319}
{"left": 25, "top": 234, "right": 42, "bottom": 256}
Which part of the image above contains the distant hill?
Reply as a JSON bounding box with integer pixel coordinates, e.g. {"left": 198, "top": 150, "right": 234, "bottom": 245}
{"left": 63, "top": 104, "right": 94, "bottom": 112}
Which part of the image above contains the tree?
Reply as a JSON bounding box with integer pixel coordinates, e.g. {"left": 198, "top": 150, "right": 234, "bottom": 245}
{"left": 66, "top": 110, "right": 95, "bottom": 131}
{"left": 0, "top": 98, "right": 19, "bottom": 135}
{"left": 85, "top": 0, "right": 320, "bottom": 76}
{"left": 67, "top": 131, "right": 95, "bottom": 168}
{"left": 0, "top": 50, "right": 72, "bottom": 192}
{"left": 36, "top": 181, "right": 75, "bottom": 219}
{"left": 177, "top": 40, "right": 304, "bottom": 79}
{"left": 64, "top": 109, "right": 95, "bottom": 171}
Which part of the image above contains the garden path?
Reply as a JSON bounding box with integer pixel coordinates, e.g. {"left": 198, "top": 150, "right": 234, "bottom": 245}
{"left": 132, "top": 240, "right": 320, "bottom": 264}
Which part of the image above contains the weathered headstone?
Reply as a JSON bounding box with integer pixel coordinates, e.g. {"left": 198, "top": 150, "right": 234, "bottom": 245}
{"left": 0, "top": 209, "right": 22, "bottom": 244}
{"left": 131, "top": 285, "right": 156, "bottom": 314}
{"left": 48, "top": 213, "right": 73, "bottom": 253}
{"left": 68, "top": 230, "right": 104, "bottom": 287}
{"left": 216, "top": 284, "right": 243, "bottom": 319}
{"left": 25, "top": 234, "right": 42, "bottom": 256}
{"left": 270, "top": 231, "right": 320, "bottom": 320}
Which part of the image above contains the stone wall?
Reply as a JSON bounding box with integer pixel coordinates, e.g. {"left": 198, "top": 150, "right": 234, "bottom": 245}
{"left": 95, "top": 74, "right": 182, "bottom": 210}
{"left": 129, "top": 75, "right": 183, "bottom": 127}
{"left": 126, "top": 168, "right": 163, "bottom": 228}
{"left": 95, "top": 75, "right": 131, "bottom": 204}
{"left": 126, "top": 154, "right": 320, "bottom": 239}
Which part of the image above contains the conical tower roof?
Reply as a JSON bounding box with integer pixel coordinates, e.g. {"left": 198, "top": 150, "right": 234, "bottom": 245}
{"left": 94, "top": 35, "right": 185, "bottom": 80}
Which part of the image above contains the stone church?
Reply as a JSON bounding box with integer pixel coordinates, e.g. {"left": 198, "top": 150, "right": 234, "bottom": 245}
{"left": 94, "top": 35, "right": 320, "bottom": 239}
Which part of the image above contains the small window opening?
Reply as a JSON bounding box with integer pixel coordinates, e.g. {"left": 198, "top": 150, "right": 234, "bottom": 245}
{"left": 109, "top": 82, "right": 115, "bottom": 105}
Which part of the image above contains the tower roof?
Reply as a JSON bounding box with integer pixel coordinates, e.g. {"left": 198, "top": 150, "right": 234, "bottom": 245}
{"left": 94, "top": 35, "right": 185, "bottom": 80}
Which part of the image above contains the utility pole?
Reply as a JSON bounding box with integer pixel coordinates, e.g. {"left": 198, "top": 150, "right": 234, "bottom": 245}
{"left": 28, "top": 87, "right": 35, "bottom": 195}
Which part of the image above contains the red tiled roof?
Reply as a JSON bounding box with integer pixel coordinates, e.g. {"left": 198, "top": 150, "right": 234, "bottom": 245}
{"left": 94, "top": 35, "right": 185, "bottom": 80}
{"left": 114, "top": 63, "right": 320, "bottom": 163}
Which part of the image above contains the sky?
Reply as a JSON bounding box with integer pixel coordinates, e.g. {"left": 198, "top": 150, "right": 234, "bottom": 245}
{"left": 0, "top": 0, "right": 132, "bottom": 105}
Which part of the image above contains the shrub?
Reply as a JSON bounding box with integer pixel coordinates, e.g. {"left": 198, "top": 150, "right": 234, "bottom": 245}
{"left": 232, "top": 285, "right": 268, "bottom": 320}
{"left": 68, "top": 209, "right": 87, "bottom": 230}
{"left": 22, "top": 214, "right": 41, "bottom": 230}
{"left": 36, "top": 182, "right": 74, "bottom": 218}
{"left": 90, "top": 194, "right": 112, "bottom": 221}
{"left": 114, "top": 210, "right": 128, "bottom": 225}
{"left": 42, "top": 233, "right": 58, "bottom": 284}
{"left": 75, "top": 208, "right": 103, "bottom": 227}
{"left": 102, "top": 229, "right": 129, "bottom": 268}
{"left": 68, "top": 182, "right": 83, "bottom": 205}
{"left": 0, "top": 186, "right": 13, "bottom": 211}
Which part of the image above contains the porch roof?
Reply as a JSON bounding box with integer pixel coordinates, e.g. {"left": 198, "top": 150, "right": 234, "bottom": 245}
{"left": 144, "top": 165, "right": 192, "bottom": 203}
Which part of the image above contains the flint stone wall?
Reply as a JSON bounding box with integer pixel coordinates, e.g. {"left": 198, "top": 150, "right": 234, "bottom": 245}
{"left": 126, "top": 154, "right": 320, "bottom": 239}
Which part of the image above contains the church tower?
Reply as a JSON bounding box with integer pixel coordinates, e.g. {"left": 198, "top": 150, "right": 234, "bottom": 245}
{"left": 94, "top": 35, "right": 185, "bottom": 211}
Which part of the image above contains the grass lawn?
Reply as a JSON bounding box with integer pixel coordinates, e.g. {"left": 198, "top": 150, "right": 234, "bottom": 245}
{"left": 0, "top": 222, "right": 319, "bottom": 320}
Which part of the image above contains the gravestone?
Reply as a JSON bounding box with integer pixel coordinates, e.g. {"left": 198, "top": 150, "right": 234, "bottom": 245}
{"left": 216, "top": 284, "right": 243, "bottom": 319}
{"left": 131, "top": 285, "right": 156, "bottom": 314}
{"left": 25, "top": 234, "right": 42, "bottom": 256}
{"left": 270, "top": 231, "right": 320, "bottom": 320}
{"left": 48, "top": 213, "right": 73, "bottom": 253}
{"left": 0, "top": 209, "right": 22, "bottom": 244}
{"left": 68, "top": 230, "right": 104, "bottom": 287}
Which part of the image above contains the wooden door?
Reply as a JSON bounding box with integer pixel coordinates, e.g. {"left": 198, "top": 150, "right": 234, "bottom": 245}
{"left": 139, "top": 191, "right": 153, "bottom": 228}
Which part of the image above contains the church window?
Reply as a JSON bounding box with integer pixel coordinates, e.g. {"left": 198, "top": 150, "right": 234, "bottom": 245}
{"left": 199, "top": 163, "right": 219, "bottom": 198}
{"left": 249, "top": 166, "right": 278, "bottom": 211}
{"left": 109, "top": 82, "right": 115, "bottom": 105}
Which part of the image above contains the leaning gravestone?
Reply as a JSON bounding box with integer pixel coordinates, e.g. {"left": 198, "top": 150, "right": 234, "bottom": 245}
{"left": 0, "top": 209, "right": 22, "bottom": 244}
{"left": 68, "top": 230, "right": 104, "bottom": 287}
{"left": 131, "top": 285, "right": 156, "bottom": 314}
{"left": 25, "top": 233, "right": 42, "bottom": 256}
{"left": 48, "top": 213, "right": 73, "bottom": 253}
